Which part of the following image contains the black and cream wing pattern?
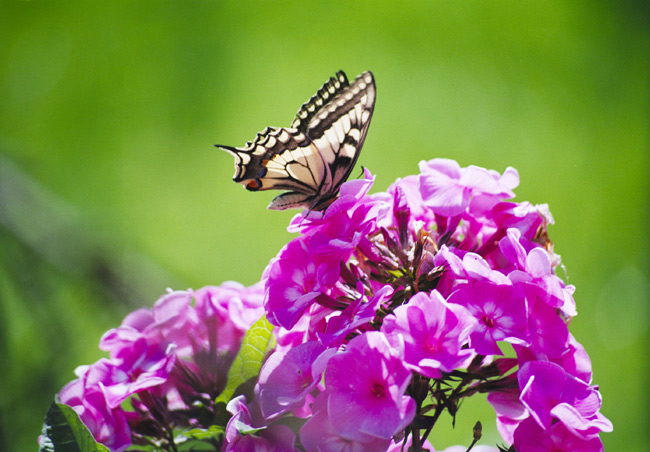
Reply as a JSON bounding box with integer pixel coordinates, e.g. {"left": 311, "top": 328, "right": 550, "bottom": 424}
{"left": 216, "top": 70, "right": 376, "bottom": 211}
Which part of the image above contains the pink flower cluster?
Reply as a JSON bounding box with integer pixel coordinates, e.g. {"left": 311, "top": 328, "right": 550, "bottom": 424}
{"left": 57, "top": 283, "right": 264, "bottom": 452}
{"left": 53, "top": 158, "right": 611, "bottom": 452}
{"left": 251, "top": 159, "right": 611, "bottom": 451}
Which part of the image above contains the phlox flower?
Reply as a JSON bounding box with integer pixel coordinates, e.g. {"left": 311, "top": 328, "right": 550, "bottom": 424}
{"left": 57, "top": 282, "right": 268, "bottom": 451}
{"left": 386, "top": 436, "right": 435, "bottom": 452}
{"left": 500, "top": 228, "right": 576, "bottom": 315}
{"left": 145, "top": 290, "right": 199, "bottom": 356}
{"left": 382, "top": 290, "right": 477, "bottom": 378}
{"left": 51, "top": 156, "right": 612, "bottom": 452}
{"left": 514, "top": 333, "right": 593, "bottom": 384}
{"left": 265, "top": 237, "right": 341, "bottom": 329}
{"left": 193, "top": 281, "right": 265, "bottom": 353}
{"left": 99, "top": 290, "right": 197, "bottom": 358}
{"left": 58, "top": 379, "right": 131, "bottom": 452}
{"left": 256, "top": 341, "right": 335, "bottom": 419}
{"left": 491, "top": 201, "right": 547, "bottom": 239}
{"left": 517, "top": 361, "right": 612, "bottom": 438}
{"left": 317, "top": 284, "right": 393, "bottom": 347}
{"left": 300, "top": 396, "right": 392, "bottom": 452}
{"left": 525, "top": 297, "right": 569, "bottom": 358}
{"left": 433, "top": 245, "right": 509, "bottom": 297}
{"left": 307, "top": 208, "right": 376, "bottom": 257}
{"left": 447, "top": 281, "right": 528, "bottom": 356}
{"left": 224, "top": 395, "right": 299, "bottom": 452}
{"left": 86, "top": 339, "right": 176, "bottom": 408}
{"left": 384, "top": 174, "right": 434, "bottom": 230}
{"left": 273, "top": 314, "right": 314, "bottom": 352}
{"left": 435, "top": 246, "right": 509, "bottom": 285}
{"left": 513, "top": 417, "right": 604, "bottom": 452}
{"left": 323, "top": 331, "right": 415, "bottom": 441}
{"left": 418, "top": 158, "right": 518, "bottom": 217}
{"left": 95, "top": 346, "right": 176, "bottom": 408}
{"left": 486, "top": 374, "right": 528, "bottom": 444}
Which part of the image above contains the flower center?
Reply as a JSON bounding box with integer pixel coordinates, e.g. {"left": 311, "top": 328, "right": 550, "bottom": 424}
{"left": 482, "top": 315, "right": 495, "bottom": 328}
{"left": 370, "top": 382, "right": 386, "bottom": 399}
{"left": 425, "top": 340, "right": 439, "bottom": 353}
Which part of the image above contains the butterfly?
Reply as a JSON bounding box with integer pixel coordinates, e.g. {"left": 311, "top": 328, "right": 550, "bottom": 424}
{"left": 216, "top": 70, "right": 376, "bottom": 211}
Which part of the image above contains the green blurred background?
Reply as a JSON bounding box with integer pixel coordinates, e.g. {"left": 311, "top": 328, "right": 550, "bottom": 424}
{"left": 1, "top": 1, "right": 647, "bottom": 450}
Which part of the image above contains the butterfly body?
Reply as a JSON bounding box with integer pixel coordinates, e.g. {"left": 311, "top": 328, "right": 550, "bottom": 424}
{"left": 217, "top": 70, "right": 376, "bottom": 211}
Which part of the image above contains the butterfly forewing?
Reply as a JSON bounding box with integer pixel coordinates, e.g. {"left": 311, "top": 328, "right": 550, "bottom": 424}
{"left": 217, "top": 70, "right": 376, "bottom": 211}
{"left": 308, "top": 72, "right": 376, "bottom": 196}
{"left": 290, "top": 71, "right": 349, "bottom": 133}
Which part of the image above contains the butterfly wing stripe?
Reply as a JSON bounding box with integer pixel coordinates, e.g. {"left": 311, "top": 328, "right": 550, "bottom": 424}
{"left": 299, "top": 72, "right": 373, "bottom": 187}
{"left": 315, "top": 73, "right": 375, "bottom": 198}
{"left": 329, "top": 142, "right": 357, "bottom": 188}
{"left": 306, "top": 72, "right": 375, "bottom": 144}
{"left": 217, "top": 127, "right": 326, "bottom": 195}
{"left": 291, "top": 71, "right": 349, "bottom": 133}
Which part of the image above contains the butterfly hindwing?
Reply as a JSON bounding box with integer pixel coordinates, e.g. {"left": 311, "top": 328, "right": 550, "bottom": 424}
{"left": 217, "top": 70, "right": 376, "bottom": 211}
{"left": 219, "top": 127, "right": 325, "bottom": 194}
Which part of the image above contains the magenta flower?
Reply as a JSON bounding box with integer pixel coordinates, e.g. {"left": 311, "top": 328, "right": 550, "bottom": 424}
{"left": 193, "top": 281, "right": 265, "bottom": 352}
{"left": 515, "top": 333, "right": 593, "bottom": 384}
{"left": 447, "top": 281, "right": 528, "bottom": 356}
{"left": 418, "top": 159, "right": 517, "bottom": 217}
{"left": 323, "top": 331, "right": 415, "bottom": 441}
{"left": 265, "top": 237, "right": 341, "bottom": 329}
{"left": 224, "top": 395, "right": 299, "bottom": 452}
{"left": 58, "top": 380, "right": 131, "bottom": 452}
{"left": 87, "top": 339, "right": 176, "bottom": 408}
{"left": 318, "top": 284, "right": 393, "bottom": 347}
{"left": 500, "top": 228, "right": 576, "bottom": 315}
{"left": 419, "top": 159, "right": 471, "bottom": 217}
{"left": 100, "top": 290, "right": 197, "bottom": 359}
{"left": 517, "top": 361, "right": 612, "bottom": 437}
{"left": 486, "top": 375, "right": 528, "bottom": 444}
{"left": 382, "top": 290, "right": 477, "bottom": 378}
{"left": 147, "top": 290, "right": 199, "bottom": 356}
{"left": 386, "top": 436, "right": 435, "bottom": 451}
{"left": 433, "top": 245, "right": 510, "bottom": 297}
{"left": 56, "top": 282, "right": 269, "bottom": 451}
{"left": 513, "top": 417, "right": 604, "bottom": 452}
{"left": 526, "top": 297, "right": 569, "bottom": 357}
{"left": 384, "top": 174, "right": 434, "bottom": 229}
{"left": 435, "top": 245, "right": 510, "bottom": 286}
{"left": 492, "top": 201, "right": 546, "bottom": 239}
{"left": 256, "top": 341, "right": 335, "bottom": 419}
{"left": 300, "top": 398, "right": 392, "bottom": 452}
{"left": 307, "top": 208, "right": 376, "bottom": 257}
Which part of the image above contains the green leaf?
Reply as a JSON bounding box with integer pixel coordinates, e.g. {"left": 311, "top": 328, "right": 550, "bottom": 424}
{"left": 182, "top": 425, "right": 225, "bottom": 440}
{"left": 215, "top": 315, "right": 275, "bottom": 405}
{"left": 39, "top": 400, "right": 109, "bottom": 452}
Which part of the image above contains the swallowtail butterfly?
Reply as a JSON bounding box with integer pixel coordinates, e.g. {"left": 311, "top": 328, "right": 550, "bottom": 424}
{"left": 216, "top": 70, "right": 376, "bottom": 211}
